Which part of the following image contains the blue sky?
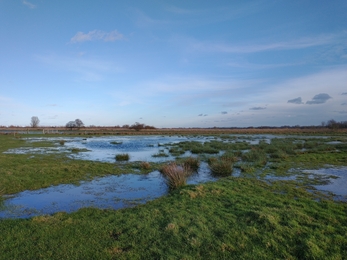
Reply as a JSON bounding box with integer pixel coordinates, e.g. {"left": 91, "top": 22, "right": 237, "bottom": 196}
{"left": 1, "top": 0, "right": 346, "bottom": 128}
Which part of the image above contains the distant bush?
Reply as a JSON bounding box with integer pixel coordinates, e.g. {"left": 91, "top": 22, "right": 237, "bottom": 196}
{"left": 129, "top": 122, "right": 156, "bottom": 131}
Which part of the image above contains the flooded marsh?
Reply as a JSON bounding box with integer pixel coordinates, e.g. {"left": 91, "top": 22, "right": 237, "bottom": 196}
{"left": 1, "top": 134, "right": 347, "bottom": 218}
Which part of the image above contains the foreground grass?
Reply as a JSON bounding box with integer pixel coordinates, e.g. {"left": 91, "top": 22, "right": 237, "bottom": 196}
{"left": 1, "top": 177, "right": 346, "bottom": 259}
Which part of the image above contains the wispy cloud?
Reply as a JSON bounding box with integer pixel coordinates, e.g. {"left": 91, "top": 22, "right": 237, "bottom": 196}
{"left": 306, "top": 93, "right": 332, "bottom": 105}
{"left": 227, "top": 61, "right": 301, "bottom": 70}
{"left": 287, "top": 97, "right": 303, "bottom": 104}
{"left": 190, "top": 33, "right": 345, "bottom": 54}
{"left": 342, "top": 92, "right": 347, "bottom": 95}
{"left": 164, "top": 5, "right": 201, "bottom": 15}
{"left": 23, "top": 0, "right": 36, "bottom": 9}
{"left": 221, "top": 111, "right": 228, "bottom": 114}
{"left": 70, "top": 30, "right": 124, "bottom": 43}
{"left": 36, "top": 54, "right": 120, "bottom": 81}
{"left": 134, "top": 9, "right": 172, "bottom": 27}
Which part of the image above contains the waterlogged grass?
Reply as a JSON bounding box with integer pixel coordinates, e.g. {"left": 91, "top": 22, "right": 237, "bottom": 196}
{"left": 0, "top": 136, "right": 154, "bottom": 195}
{"left": 0, "top": 178, "right": 346, "bottom": 259}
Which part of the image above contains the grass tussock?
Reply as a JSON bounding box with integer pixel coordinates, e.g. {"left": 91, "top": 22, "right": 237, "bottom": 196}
{"left": 208, "top": 157, "right": 234, "bottom": 176}
{"left": 152, "top": 152, "right": 169, "bottom": 157}
{"left": 239, "top": 163, "right": 255, "bottom": 173}
{"left": 110, "top": 141, "right": 122, "bottom": 145}
{"left": 242, "top": 148, "right": 267, "bottom": 166}
{"left": 160, "top": 162, "right": 193, "bottom": 189}
{"left": 115, "top": 153, "right": 130, "bottom": 161}
{"left": 182, "top": 157, "right": 200, "bottom": 171}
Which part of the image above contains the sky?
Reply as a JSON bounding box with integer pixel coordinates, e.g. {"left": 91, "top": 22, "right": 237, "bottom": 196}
{"left": 0, "top": 0, "right": 346, "bottom": 128}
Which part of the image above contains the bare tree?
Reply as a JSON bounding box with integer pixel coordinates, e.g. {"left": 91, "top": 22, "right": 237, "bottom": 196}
{"left": 66, "top": 121, "right": 77, "bottom": 130}
{"left": 75, "top": 119, "right": 84, "bottom": 128}
{"left": 30, "top": 116, "right": 40, "bottom": 128}
{"left": 129, "top": 122, "right": 145, "bottom": 131}
{"left": 66, "top": 119, "right": 84, "bottom": 130}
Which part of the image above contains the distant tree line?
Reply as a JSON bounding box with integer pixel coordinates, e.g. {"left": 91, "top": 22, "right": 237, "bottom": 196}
{"left": 321, "top": 119, "right": 347, "bottom": 129}
{"left": 3, "top": 118, "right": 346, "bottom": 130}
{"left": 128, "top": 122, "right": 156, "bottom": 131}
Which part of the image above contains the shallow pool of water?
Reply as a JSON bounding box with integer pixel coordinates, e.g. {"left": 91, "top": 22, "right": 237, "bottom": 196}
{"left": 309, "top": 167, "right": 347, "bottom": 198}
{"left": 4, "top": 134, "right": 291, "bottom": 162}
{"left": 0, "top": 162, "right": 218, "bottom": 219}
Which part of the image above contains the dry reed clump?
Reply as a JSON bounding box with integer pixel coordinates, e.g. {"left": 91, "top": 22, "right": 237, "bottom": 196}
{"left": 140, "top": 161, "right": 151, "bottom": 170}
{"left": 160, "top": 162, "right": 193, "bottom": 189}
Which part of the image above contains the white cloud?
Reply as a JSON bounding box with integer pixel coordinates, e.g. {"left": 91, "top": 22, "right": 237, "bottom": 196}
{"left": 70, "top": 30, "right": 124, "bottom": 43}
{"left": 22, "top": 0, "right": 36, "bottom": 9}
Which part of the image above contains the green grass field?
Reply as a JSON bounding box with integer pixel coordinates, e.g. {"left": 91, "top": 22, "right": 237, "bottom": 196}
{"left": 0, "top": 133, "right": 347, "bottom": 259}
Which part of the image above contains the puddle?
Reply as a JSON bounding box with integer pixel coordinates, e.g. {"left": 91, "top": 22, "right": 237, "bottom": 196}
{"left": 307, "top": 167, "right": 347, "bottom": 197}
{"left": 265, "top": 167, "right": 347, "bottom": 201}
{"left": 0, "top": 162, "right": 218, "bottom": 219}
